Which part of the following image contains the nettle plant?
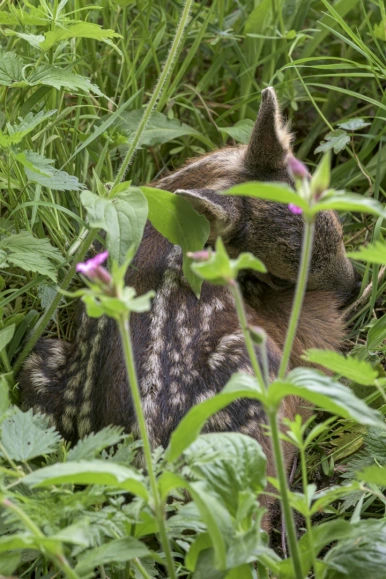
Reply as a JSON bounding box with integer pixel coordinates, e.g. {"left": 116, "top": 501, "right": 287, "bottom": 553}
{"left": 1, "top": 153, "right": 386, "bottom": 579}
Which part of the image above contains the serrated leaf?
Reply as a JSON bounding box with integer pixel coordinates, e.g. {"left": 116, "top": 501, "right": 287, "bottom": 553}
{"left": 269, "top": 369, "right": 385, "bottom": 428}
{"left": 0, "top": 231, "right": 63, "bottom": 282}
{"left": 0, "top": 110, "right": 56, "bottom": 147}
{"left": 39, "top": 22, "right": 121, "bottom": 51}
{"left": 20, "top": 151, "right": 84, "bottom": 191}
{"left": 220, "top": 119, "right": 254, "bottom": 144}
{"left": 338, "top": 118, "right": 371, "bottom": 131}
{"left": 315, "top": 129, "right": 350, "bottom": 154}
{"left": 75, "top": 537, "right": 150, "bottom": 573}
{"left": 303, "top": 349, "right": 378, "bottom": 385}
{"left": 0, "top": 324, "right": 15, "bottom": 353}
{"left": 374, "top": 19, "right": 386, "bottom": 41}
{"left": 68, "top": 425, "right": 126, "bottom": 461}
{"left": 27, "top": 65, "right": 105, "bottom": 96}
{"left": 166, "top": 373, "right": 264, "bottom": 462}
{"left": 141, "top": 186, "right": 210, "bottom": 296}
{"left": 22, "top": 460, "right": 149, "bottom": 500}
{"left": 184, "top": 433, "right": 266, "bottom": 515}
{"left": 119, "top": 110, "right": 199, "bottom": 147}
{"left": 223, "top": 182, "right": 308, "bottom": 210}
{"left": 81, "top": 187, "right": 148, "bottom": 265}
{"left": 348, "top": 240, "right": 386, "bottom": 265}
{"left": 0, "top": 51, "right": 23, "bottom": 86}
{"left": 0, "top": 407, "right": 61, "bottom": 461}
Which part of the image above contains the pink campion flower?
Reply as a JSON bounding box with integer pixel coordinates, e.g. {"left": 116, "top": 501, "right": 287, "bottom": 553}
{"left": 288, "top": 203, "right": 303, "bottom": 215}
{"left": 287, "top": 155, "right": 309, "bottom": 180}
{"left": 76, "top": 251, "right": 112, "bottom": 285}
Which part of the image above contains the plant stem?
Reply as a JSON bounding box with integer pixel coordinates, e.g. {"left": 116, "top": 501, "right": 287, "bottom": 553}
{"left": 229, "top": 281, "right": 265, "bottom": 388}
{"left": 114, "top": 0, "right": 193, "bottom": 184}
{"left": 278, "top": 219, "right": 315, "bottom": 379}
{"left": 267, "top": 411, "right": 304, "bottom": 578}
{"left": 300, "top": 445, "right": 319, "bottom": 578}
{"left": 117, "top": 315, "right": 176, "bottom": 579}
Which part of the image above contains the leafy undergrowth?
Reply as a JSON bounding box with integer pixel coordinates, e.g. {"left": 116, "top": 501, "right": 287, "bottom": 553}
{"left": 1, "top": 0, "right": 386, "bottom": 577}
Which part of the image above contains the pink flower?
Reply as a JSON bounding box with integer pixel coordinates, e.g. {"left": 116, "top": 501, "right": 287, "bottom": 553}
{"left": 187, "top": 250, "right": 210, "bottom": 261}
{"left": 287, "top": 155, "right": 309, "bottom": 180}
{"left": 76, "top": 251, "right": 112, "bottom": 285}
{"left": 288, "top": 204, "right": 303, "bottom": 215}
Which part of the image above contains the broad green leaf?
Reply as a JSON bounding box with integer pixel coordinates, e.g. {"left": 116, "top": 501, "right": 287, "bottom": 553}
{"left": 0, "top": 533, "right": 61, "bottom": 553}
{"left": 22, "top": 459, "right": 149, "bottom": 500}
{"left": 338, "top": 118, "right": 371, "bottom": 131}
{"left": 40, "top": 22, "right": 121, "bottom": 51}
{"left": 312, "top": 192, "right": 386, "bottom": 218}
{"left": 357, "top": 464, "right": 386, "bottom": 484}
{"left": 0, "top": 10, "right": 46, "bottom": 26}
{"left": 0, "top": 51, "right": 23, "bottom": 86}
{"left": 348, "top": 240, "right": 386, "bottom": 265}
{"left": 166, "top": 373, "right": 264, "bottom": 462}
{"left": 141, "top": 186, "right": 210, "bottom": 296}
{"left": 0, "top": 110, "right": 56, "bottom": 147}
{"left": 185, "top": 533, "right": 212, "bottom": 571}
{"left": 367, "top": 313, "right": 386, "bottom": 351}
{"left": 225, "top": 565, "right": 254, "bottom": 579}
{"left": 269, "top": 369, "right": 385, "bottom": 428}
{"left": 27, "top": 65, "right": 105, "bottom": 96}
{"left": 0, "top": 324, "right": 15, "bottom": 353}
{"left": 0, "top": 231, "right": 63, "bottom": 282}
{"left": 303, "top": 349, "right": 378, "bottom": 385}
{"left": 75, "top": 537, "right": 150, "bottom": 574}
{"left": 0, "top": 552, "right": 21, "bottom": 576}
{"left": 220, "top": 119, "right": 254, "bottom": 144}
{"left": 1, "top": 407, "right": 61, "bottom": 461}
{"left": 184, "top": 433, "right": 266, "bottom": 515}
{"left": 67, "top": 425, "right": 126, "bottom": 461}
{"left": 51, "top": 521, "right": 91, "bottom": 547}
{"left": 20, "top": 151, "right": 85, "bottom": 191}
{"left": 81, "top": 187, "right": 148, "bottom": 265}
{"left": 315, "top": 129, "right": 350, "bottom": 154}
{"left": 223, "top": 182, "right": 308, "bottom": 210}
{"left": 119, "top": 110, "right": 199, "bottom": 146}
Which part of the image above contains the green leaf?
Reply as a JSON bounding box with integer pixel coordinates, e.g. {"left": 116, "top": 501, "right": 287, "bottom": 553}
{"left": 166, "top": 373, "right": 264, "bottom": 462}
{"left": 0, "top": 375, "right": 10, "bottom": 420}
{"left": 0, "top": 51, "right": 23, "bottom": 86}
{"left": 0, "top": 231, "right": 63, "bottom": 282}
{"left": 0, "top": 407, "right": 61, "bottom": 461}
{"left": 231, "top": 252, "right": 266, "bottom": 275}
{"left": 367, "top": 314, "right": 386, "bottom": 351}
{"left": 75, "top": 537, "right": 150, "bottom": 574}
{"left": 119, "top": 110, "right": 199, "bottom": 146}
{"left": 19, "top": 151, "right": 85, "bottom": 191}
{"left": 302, "top": 349, "right": 378, "bottom": 386}
{"left": 67, "top": 425, "right": 126, "bottom": 461}
{"left": 338, "top": 118, "right": 371, "bottom": 131}
{"left": 269, "top": 369, "right": 385, "bottom": 428}
{"left": 22, "top": 459, "right": 149, "bottom": 500}
{"left": 357, "top": 464, "right": 386, "bottom": 484}
{"left": 0, "top": 533, "right": 61, "bottom": 553}
{"left": 81, "top": 187, "right": 148, "bottom": 265}
{"left": 141, "top": 186, "right": 210, "bottom": 296}
{"left": 27, "top": 65, "right": 105, "bottom": 96}
{"left": 0, "top": 552, "right": 21, "bottom": 576}
{"left": 314, "top": 129, "right": 350, "bottom": 154}
{"left": 348, "top": 240, "right": 386, "bottom": 265}
{"left": 312, "top": 192, "right": 386, "bottom": 219}
{"left": 220, "top": 119, "right": 254, "bottom": 144}
{"left": 310, "top": 151, "right": 330, "bottom": 194}
{"left": 223, "top": 182, "right": 308, "bottom": 210}
{"left": 0, "top": 324, "right": 15, "bottom": 353}
{"left": 0, "top": 110, "right": 56, "bottom": 147}
{"left": 184, "top": 433, "right": 266, "bottom": 515}
{"left": 40, "top": 22, "right": 121, "bottom": 51}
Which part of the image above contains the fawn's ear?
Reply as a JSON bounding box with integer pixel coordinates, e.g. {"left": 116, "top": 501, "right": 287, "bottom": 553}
{"left": 175, "top": 188, "right": 232, "bottom": 238}
{"left": 244, "top": 87, "right": 292, "bottom": 173}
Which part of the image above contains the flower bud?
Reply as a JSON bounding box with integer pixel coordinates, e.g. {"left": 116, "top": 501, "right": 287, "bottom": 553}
{"left": 76, "top": 251, "right": 112, "bottom": 286}
{"left": 287, "top": 155, "right": 309, "bottom": 180}
{"left": 288, "top": 203, "right": 303, "bottom": 215}
{"left": 187, "top": 250, "right": 211, "bottom": 261}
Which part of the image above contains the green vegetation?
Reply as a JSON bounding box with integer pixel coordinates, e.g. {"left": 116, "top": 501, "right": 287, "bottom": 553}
{"left": 1, "top": 0, "right": 386, "bottom": 577}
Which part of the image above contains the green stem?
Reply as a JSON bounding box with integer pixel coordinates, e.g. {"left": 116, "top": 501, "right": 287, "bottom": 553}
{"left": 229, "top": 282, "right": 265, "bottom": 388}
{"left": 300, "top": 445, "right": 319, "bottom": 578}
{"left": 117, "top": 315, "right": 176, "bottom": 579}
{"left": 278, "top": 219, "right": 315, "bottom": 379}
{"left": 54, "top": 554, "right": 81, "bottom": 579}
{"left": 268, "top": 411, "right": 303, "bottom": 578}
{"left": 114, "top": 0, "right": 194, "bottom": 184}
{"left": 133, "top": 558, "right": 153, "bottom": 579}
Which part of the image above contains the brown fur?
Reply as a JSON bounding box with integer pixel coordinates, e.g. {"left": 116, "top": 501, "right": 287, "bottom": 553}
{"left": 18, "top": 88, "right": 358, "bottom": 528}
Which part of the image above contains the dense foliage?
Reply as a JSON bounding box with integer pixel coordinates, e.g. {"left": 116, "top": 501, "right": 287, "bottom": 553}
{"left": 1, "top": 0, "right": 386, "bottom": 577}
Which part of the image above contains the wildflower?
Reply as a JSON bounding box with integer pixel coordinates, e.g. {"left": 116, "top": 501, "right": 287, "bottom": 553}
{"left": 288, "top": 204, "right": 303, "bottom": 215}
{"left": 187, "top": 250, "right": 211, "bottom": 261}
{"left": 287, "top": 155, "right": 309, "bottom": 180}
{"left": 76, "top": 251, "right": 112, "bottom": 285}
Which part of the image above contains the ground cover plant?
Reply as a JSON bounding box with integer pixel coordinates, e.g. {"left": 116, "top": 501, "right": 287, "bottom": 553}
{"left": 1, "top": 0, "right": 386, "bottom": 577}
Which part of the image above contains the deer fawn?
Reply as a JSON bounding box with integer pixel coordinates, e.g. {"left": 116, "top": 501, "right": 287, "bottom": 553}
{"left": 19, "top": 88, "right": 358, "bottom": 519}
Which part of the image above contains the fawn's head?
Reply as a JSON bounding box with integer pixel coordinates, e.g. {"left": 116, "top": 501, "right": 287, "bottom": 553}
{"left": 155, "top": 88, "right": 359, "bottom": 305}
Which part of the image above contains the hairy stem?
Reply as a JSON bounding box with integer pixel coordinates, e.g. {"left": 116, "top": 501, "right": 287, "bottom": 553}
{"left": 278, "top": 219, "right": 315, "bottom": 378}
{"left": 117, "top": 315, "right": 176, "bottom": 579}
